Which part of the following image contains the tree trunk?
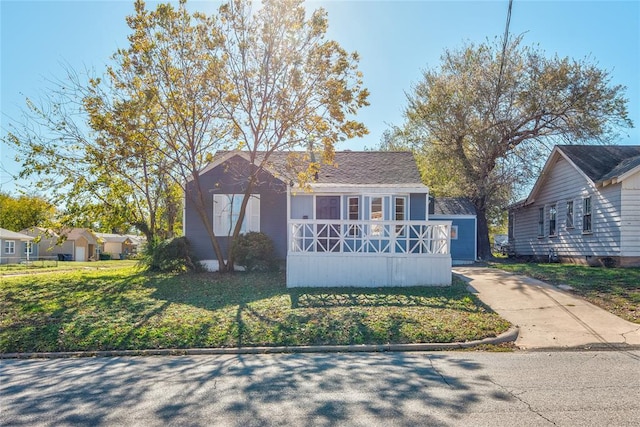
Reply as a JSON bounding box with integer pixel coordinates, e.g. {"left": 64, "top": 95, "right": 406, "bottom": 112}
{"left": 474, "top": 203, "right": 493, "bottom": 260}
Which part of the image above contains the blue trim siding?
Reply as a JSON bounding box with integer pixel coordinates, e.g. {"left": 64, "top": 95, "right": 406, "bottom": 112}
{"left": 185, "top": 155, "right": 287, "bottom": 260}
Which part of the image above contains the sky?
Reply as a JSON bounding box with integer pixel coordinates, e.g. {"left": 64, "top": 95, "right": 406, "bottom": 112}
{"left": 1, "top": 0, "right": 639, "bottom": 196}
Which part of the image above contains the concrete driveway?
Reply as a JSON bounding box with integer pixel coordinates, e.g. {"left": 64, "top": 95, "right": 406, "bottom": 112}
{"left": 453, "top": 266, "right": 640, "bottom": 350}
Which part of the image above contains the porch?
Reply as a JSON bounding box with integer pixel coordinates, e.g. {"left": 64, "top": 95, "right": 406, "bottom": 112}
{"left": 286, "top": 219, "right": 452, "bottom": 287}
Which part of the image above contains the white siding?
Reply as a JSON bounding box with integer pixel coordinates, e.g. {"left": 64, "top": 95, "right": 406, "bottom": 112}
{"left": 621, "top": 169, "right": 640, "bottom": 256}
{"left": 512, "top": 156, "right": 622, "bottom": 258}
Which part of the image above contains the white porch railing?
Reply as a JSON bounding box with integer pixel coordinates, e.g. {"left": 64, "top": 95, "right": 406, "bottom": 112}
{"left": 288, "top": 220, "right": 451, "bottom": 255}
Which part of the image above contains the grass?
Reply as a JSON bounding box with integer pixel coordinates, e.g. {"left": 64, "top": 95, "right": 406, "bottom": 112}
{"left": 0, "top": 260, "right": 139, "bottom": 275}
{"left": 490, "top": 261, "right": 640, "bottom": 324}
{"left": 0, "top": 265, "right": 511, "bottom": 353}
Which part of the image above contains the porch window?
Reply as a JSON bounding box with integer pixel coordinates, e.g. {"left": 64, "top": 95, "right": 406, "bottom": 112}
{"left": 4, "top": 240, "right": 15, "bottom": 255}
{"left": 538, "top": 208, "right": 544, "bottom": 237}
{"left": 566, "top": 201, "right": 574, "bottom": 229}
{"left": 549, "top": 204, "right": 557, "bottom": 236}
{"left": 583, "top": 196, "right": 592, "bottom": 233}
{"left": 394, "top": 196, "right": 407, "bottom": 236}
{"left": 370, "top": 197, "right": 384, "bottom": 236}
{"left": 348, "top": 196, "right": 360, "bottom": 236}
{"left": 213, "top": 194, "right": 260, "bottom": 236}
{"left": 450, "top": 225, "right": 459, "bottom": 240}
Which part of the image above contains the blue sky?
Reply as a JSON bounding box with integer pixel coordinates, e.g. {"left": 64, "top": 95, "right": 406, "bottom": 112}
{"left": 1, "top": 0, "right": 639, "bottom": 196}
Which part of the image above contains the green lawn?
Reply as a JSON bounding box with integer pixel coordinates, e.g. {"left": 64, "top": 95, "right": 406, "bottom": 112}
{"left": 0, "top": 260, "right": 138, "bottom": 275}
{"left": 491, "top": 262, "right": 640, "bottom": 324}
{"left": 0, "top": 265, "right": 510, "bottom": 353}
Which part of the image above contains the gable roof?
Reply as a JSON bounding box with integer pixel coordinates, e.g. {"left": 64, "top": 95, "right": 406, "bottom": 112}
{"left": 557, "top": 145, "right": 640, "bottom": 184}
{"left": 197, "top": 150, "right": 425, "bottom": 187}
{"left": 431, "top": 197, "right": 477, "bottom": 216}
{"left": 0, "top": 228, "right": 34, "bottom": 241}
{"left": 525, "top": 145, "right": 640, "bottom": 205}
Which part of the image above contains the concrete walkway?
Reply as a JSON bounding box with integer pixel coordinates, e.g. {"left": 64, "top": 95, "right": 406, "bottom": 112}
{"left": 453, "top": 266, "right": 640, "bottom": 350}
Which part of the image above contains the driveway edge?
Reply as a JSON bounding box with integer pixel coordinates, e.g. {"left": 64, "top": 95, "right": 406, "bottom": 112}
{"left": 0, "top": 327, "right": 519, "bottom": 359}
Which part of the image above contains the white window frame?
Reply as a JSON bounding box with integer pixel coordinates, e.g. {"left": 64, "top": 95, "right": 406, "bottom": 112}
{"left": 369, "top": 196, "right": 386, "bottom": 236}
{"left": 393, "top": 196, "right": 407, "bottom": 237}
{"left": 566, "top": 200, "right": 574, "bottom": 229}
{"left": 549, "top": 204, "right": 557, "bottom": 237}
{"left": 213, "top": 194, "right": 260, "bottom": 236}
{"left": 24, "top": 241, "right": 33, "bottom": 255}
{"left": 450, "top": 225, "right": 459, "bottom": 240}
{"left": 348, "top": 196, "right": 360, "bottom": 236}
{"left": 4, "top": 240, "right": 15, "bottom": 255}
{"left": 582, "top": 196, "right": 592, "bottom": 234}
{"left": 537, "top": 207, "right": 545, "bottom": 237}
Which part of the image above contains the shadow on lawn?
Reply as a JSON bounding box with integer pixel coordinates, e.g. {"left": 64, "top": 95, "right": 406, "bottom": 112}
{"left": 147, "top": 271, "right": 476, "bottom": 311}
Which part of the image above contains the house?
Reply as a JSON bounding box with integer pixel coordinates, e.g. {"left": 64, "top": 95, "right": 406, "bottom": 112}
{"left": 20, "top": 227, "right": 70, "bottom": 260}
{"left": 507, "top": 145, "right": 640, "bottom": 267}
{"left": 0, "top": 228, "right": 34, "bottom": 265}
{"left": 184, "top": 150, "right": 452, "bottom": 287}
{"left": 429, "top": 197, "right": 477, "bottom": 265}
{"left": 95, "top": 233, "right": 135, "bottom": 259}
{"left": 20, "top": 227, "right": 101, "bottom": 261}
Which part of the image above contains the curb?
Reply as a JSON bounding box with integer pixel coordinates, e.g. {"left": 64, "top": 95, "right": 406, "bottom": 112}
{"left": 0, "top": 327, "right": 519, "bottom": 359}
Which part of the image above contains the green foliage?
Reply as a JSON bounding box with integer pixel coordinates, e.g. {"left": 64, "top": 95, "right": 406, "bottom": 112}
{"left": 389, "top": 35, "right": 632, "bottom": 259}
{"left": 140, "top": 237, "right": 203, "bottom": 273}
{"left": 0, "top": 192, "right": 55, "bottom": 231}
{"left": 231, "top": 232, "right": 278, "bottom": 272}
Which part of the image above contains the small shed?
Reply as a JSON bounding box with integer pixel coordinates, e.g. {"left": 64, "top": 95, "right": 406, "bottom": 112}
{"left": 429, "top": 197, "right": 477, "bottom": 265}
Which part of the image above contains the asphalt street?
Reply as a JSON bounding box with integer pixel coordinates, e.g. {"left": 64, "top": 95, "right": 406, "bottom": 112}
{"left": 2, "top": 350, "right": 639, "bottom": 426}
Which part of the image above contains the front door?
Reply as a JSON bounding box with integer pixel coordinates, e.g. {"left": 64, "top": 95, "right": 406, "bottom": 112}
{"left": 316, "top": 196, "right": 340, "bottom": 251}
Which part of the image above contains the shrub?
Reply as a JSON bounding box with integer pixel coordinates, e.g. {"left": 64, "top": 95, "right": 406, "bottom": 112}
{"left": 140, "top": 237, "right": 203, "bottom": 273}
{"left": 99, "top": 253, "right": 112, "bottom": 261}
{"left": 232, "top": 232, "right": 277, "bottom": 272}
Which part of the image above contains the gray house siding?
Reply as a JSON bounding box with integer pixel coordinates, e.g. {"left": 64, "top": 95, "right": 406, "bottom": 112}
{"left": 621, "top": 169, "right": 640, "bottom": 257}
{"left": 510, "top": 155, "right": 623, "bottom": 260}
{"left": 184, "top": 155, "right": 288, "bottom": 261}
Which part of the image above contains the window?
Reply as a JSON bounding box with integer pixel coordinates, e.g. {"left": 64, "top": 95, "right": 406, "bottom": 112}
{"left": 566, "top": 201, "right": 574, "bottom": 229}
{"left": 348, "top": 197, "right": 360, "bottom": 236}
{"left": 213, "top": 194, "right": 260, "bottom": 236}
{"left": 583, "top": 196, "right": 592, "bottom": 233}
{"left": 549, "top": 204, "right": 557, "bottom": 236}
{"left": 370, "top": 197, "right": 384, "bottom": 236}
{"left": 394, "top": 196, "right": 407, "bottom": 236}
{"left": 4, "top": 240, "right": 15, "bottom": 255}
{"left": 508, "top": 212, "right": 515, "bottom": 240}
{"left": 450, "top": 225, "right": 458, "bottom": 240}
{"left": 538, "top": 207, "right": 544, "bottom": 237}
{"left": 24, "top": 242, "right": 32, "bottom": 255}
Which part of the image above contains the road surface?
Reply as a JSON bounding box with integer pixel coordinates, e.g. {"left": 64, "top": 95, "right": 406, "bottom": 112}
{"left": 2, "top": 350, "right": 639, "bottom": 426}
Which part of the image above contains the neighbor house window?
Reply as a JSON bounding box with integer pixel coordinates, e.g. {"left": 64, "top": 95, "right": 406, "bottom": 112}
{"left": 24, "top": 242, "right": 32, "bottom": 255}
{"left": 450, "top": 225, "right": 459, "bottom": 240}
{"left": 566, "top": 201, "right": 574, "bottom": 229}
{"left": 583, "top": 196, "right": 592, "bottom": 233}
{"left": 4, "top": 240, "right": 15, "bottom": 255}
{"left": 538, "top": 208, "right": 544, "bottom": 237}
{"left": 213, "top": 194, "right": 260, "bottom": 236}
{"left": 394, "top": 196, "right": 407, "bottom": 236}
{"left": 348, "top": 197, "right": 360, "bottom": 236}
{"left": 370, "top": 197, "right": 384, "bottom": 236}
{"left": 549, "top": 204, "right": 557, "bottom": 236}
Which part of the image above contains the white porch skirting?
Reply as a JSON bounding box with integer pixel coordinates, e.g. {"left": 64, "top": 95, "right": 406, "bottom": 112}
{"left": 286, "top": 253, "right": 452, "bottom": 287}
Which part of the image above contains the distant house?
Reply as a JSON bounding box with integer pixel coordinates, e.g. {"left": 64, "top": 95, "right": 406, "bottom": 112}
{"left": 20, "top": 227, "right": 70, "bottom": 260}
{"left": 95, "top": 233, "right": 135, "bottom": 259}
{"left": 184, "top": 150, "right": 453, "bottom": 287}
{"left": 0, "top": 228, "right": 34, "bottom": 265}
{"left": 429, "top": 197, "right": 477, "bottom": 265}
{"left": 508, "top": 145, "right": 640, "bottom": 267}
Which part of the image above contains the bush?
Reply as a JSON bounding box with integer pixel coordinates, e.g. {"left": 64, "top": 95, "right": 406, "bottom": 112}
{"left": 232, "top": 232, "right": 277, "bottom": 272}
{"left": 99, "top": 253, "right": 112, "bottom": 261}
{"left": 140, "top": 237, "right": 203, "bottom": 273}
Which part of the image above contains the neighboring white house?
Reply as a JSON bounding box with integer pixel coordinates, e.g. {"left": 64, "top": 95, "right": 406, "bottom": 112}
{"left": 508, "top": 145, "right": 640, "bottom": 267}
{"left": 0, "top": 228, "right": 34, "bottom": 265}
{"left": 184, "top": 150, "right": 453, "bottom": 287}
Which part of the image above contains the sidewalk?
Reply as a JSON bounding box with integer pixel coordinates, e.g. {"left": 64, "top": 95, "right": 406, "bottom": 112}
{"left": 453, "top": 266, "right": 640, "bottom": 350}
